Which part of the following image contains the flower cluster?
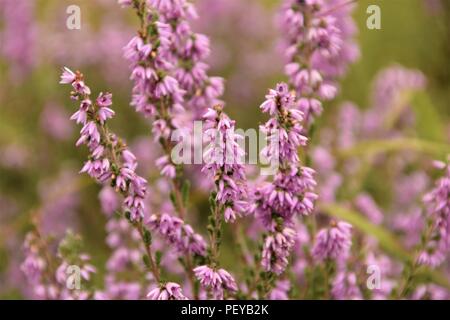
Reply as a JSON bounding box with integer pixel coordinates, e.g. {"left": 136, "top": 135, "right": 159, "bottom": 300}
{"left": 261, "top": 226, "right": 296, "bottom": 275}
{"left": 147, "top": 213, "right": 207, "bottom": 256}
{"left": 255, "top": 83, "right": 317, "bottom": 223}
{"left": 147, "top": 0, "right": 224, "bottom": 117}
{"left": 121, "top": 1, "right": 185, "bottom": 146}
{"left": 21, "top": 229, "right": 96, "bottom": 300}
{"left": 0, "top": 0, "right": 36, "bottom": 81}
{"left": 60, "top": 67, "right": 148, "bottom": 221}
{"left": 202, "top": 105, "right": 248, "bottom": 222}
{"left": 280, "top": 0, "right": 359, "bottom": 123}
{"left": 20, "top": 231, "right": 58, "bottom": 299}
{"left": 331, "top": 271, "right": 362, "bottom": 300}
{"left": 363, "top": 66, "right": 426, "bottom": 136}
{"left": 193, "top": 265, "right": 238, "bottom": 299}
{"left": 252, "top": 83, "right": 317, "bottom": 274}
{"left": 417, "top": 160, "right": 450, "bottom": 267}
{"left": 97, "top": 217, "right": 145, "bottom": 300}
{"left": 120, "top": 0, "right": 224, "bottom": 185}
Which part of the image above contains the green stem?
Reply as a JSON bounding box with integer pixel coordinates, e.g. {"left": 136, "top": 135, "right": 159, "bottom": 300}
{"left": 136, "top": 220, "right": 161, "bottom": 283}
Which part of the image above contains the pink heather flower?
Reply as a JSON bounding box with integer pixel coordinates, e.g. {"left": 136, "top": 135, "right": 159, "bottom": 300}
{"left": 99, "top": 186, "right": 120, "bottom": 217}
{"left": 253, "top": 83, "right": 317, "bottom": 276}
{"left": 60, "top": 67, "right": 76, "bottom": 84}
{"left": 122, "top": 13, "right": 185, "bottom": 147}
{"left": 40, "top": 103, "right": 73, "bottom": 141}
{"left": 254, "top": 84, "right": 317, "bottom": 227}
{"left": 61, "top": 67, "right": 149, "bottom": 222}
{"left": 202, "top": 106, "right": 248, "bottom": 222}
{"left": 20, "top": 233, "right": 46, "bottom": 286}
{"left": 147, "top": 213, "right": 207, "bottom": 256}
{"left": 193, "top": 265, "right": 238, "bottom": 299}
{"left": 417, "top": 160, "right": 450, "bottom": 267}
{"left": 269, "top": 280, "right": 291, "bottom": 300}
{"left": 70, "top": 99, "right": 91, "bottom": 124}
{"left": 331, "top": 271, "right": 362, "bottom": 300}
{"left": 56, "top": 257, "right": 96, "bottom": 285}
{"left": 96, "top": 277, "right": 142, "bottom": 300}
{"left": 261, "top": 227, "right": 296, "bottom": 275}
{"left": 354, "top": 193, "right": 384, "bottom": 225}
{"left": 147, "top": 282, "right": 187, "bottom": 300}
{"left": 0, "top": 0, "right": 36, "bottom": 82}
{"left": 337, "top": 102, "right": 362, "bottom": 149}
{"left": 312, "top": 221, "right": 353, "bottom": 262}
{"left": 279, "top": 0, "right": 359, "bottom": 123}
{"left": 392, "top": 208, "right": 424, "bottom": 249}
{"left": 412, "top": 284, "right": 449, "bottom": 300}
{"left": 363, "top": 66, "right": 426, "bottom": 136}
{"left": 146, "top": 0, "right": 224, "bottom": 117}
{"left": 156, "top": 155, "right": 177, "bottom": 179}
{"left": 20, "top": 232, "right": 60, "bottom": 299}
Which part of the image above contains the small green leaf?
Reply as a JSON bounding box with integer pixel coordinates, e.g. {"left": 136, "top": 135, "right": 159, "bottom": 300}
{"left": 143, "top": 228, "right": 152, "bottom": 246}
{"left": 155, "top": 251, "right": 162, "bottom": 267}
{"left": 143, "top": 255, "right": 150, "bottom": 268}
{"left": 169, "top": 192, "right": 178, "bottom": 209}
{"left": 209, "top": 194, "right": 216, "bottom": 212}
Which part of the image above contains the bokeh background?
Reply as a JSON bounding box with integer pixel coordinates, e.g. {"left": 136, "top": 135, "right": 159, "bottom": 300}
{"left": 0, "top": 0, "right": 449, "bottom": 298}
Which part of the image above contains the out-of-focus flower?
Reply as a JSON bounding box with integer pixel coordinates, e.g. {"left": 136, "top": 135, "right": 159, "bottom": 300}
{"left": 312, "top": 221, "right": 352, "bottom": 262}
{"left": 417, "top": 160, "right": 450, "bottom": 267}
{"left": 147, "top": 213, "right": 207, "bottom": 256}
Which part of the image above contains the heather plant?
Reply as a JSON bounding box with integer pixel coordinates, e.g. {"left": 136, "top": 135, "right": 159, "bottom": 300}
{"left": 0, "top": 0, "right": 449, "bottom": 301}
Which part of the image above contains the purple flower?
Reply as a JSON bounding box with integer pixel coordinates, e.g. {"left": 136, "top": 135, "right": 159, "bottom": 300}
{"left": 331, "top": 271, "right": 362, "bottom": 300}
{"left": 99, "top": 186, "right": 120, "bottom": 217}
{"left": 261, "top": 227, "right": 296, "bottom": 275}
{"left": 354, "top": 193, "right": 384, "bottom": 225}
{"left": 269, "top": 280, "right": 291, "bottom": 300}
{"left": 254, "top": 84, "right": 317, "bottom": 226}
{"left": 147, "top": 213, "right": 207, "bottom": 256}
{"left": 40, "top": 103, "right": 73, "bottom": 141}
{"left": 0, "top": 0, "right": 36, "bottom": 82}
{"left": 145, "top": 0, "right": 223, "bottom": 117}
{"left": 252, "top": 83, "right": 317, "bottom": 275}
{"left": 193, "top": 265, "right": 238, "bottom": 299}
{"left": 156, "top": 155, "right": 177, "bottom": 179}
{"left": 312, "top": 221, "right": 353, "bottom": 262}
{"left": 56, "top": 256, "right": 96, "bottom": 285}
{"left": 202, "top": 106, "right": 248, "bottom": 222}
{"left": 417, "top": 160, "right": 450, "bottom": 267}
{"left": 279, "top": 0, "right": 359, "bottom": 123}
{"left": 60, "top": 67, "right": 76, "bottom": 84}
{"left": 363, "top": 66, "right": 426, "bottom": 136}
{"left": 61, "top": 67, "right": 149, "bottom": 222}
{"left": 147, "top": 282, "right": 187, "bottom": 300}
